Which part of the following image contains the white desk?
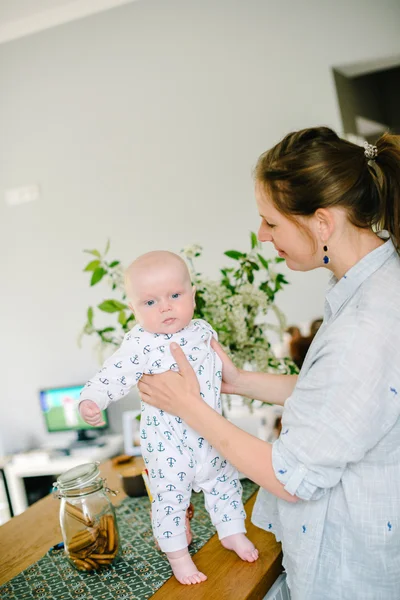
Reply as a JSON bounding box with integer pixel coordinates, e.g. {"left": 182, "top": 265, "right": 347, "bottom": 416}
{"left": 0, "top": 457, "right": 12, "bottom": 524}
{"left": 4, "top": 434, "right": 123, "bottom": 516}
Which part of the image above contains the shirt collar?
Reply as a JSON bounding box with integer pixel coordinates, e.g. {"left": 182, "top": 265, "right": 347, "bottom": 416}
{"left": 325, "top": 234, "right": 396, "bottom": 318}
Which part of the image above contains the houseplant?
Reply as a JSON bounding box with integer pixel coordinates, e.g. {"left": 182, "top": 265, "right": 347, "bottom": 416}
{"left": 79, "top": 234, "right": 298, "bottom": 406}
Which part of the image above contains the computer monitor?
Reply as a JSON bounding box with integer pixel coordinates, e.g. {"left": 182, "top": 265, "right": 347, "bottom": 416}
{"left": 39, "top": 384, "right": 108, "bottom": 442}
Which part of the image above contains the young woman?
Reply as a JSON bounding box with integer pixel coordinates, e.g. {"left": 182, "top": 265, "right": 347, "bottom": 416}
{"left": 138, "top": 127, "right": 400, "bottom": 599}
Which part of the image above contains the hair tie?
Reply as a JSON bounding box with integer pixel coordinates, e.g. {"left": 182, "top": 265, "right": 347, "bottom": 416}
{"left": 364, "top": 142, "right": 378, "bottom": 161}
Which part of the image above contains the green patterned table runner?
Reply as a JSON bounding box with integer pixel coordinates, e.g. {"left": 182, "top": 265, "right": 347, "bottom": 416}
{"left": 1, "top": 480, "right": 258, "bottom": 600}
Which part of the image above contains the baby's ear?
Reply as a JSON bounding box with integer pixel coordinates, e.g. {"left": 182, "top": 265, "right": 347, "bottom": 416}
{"left": 128, "top": 302, "right": 135, "bottom": 316}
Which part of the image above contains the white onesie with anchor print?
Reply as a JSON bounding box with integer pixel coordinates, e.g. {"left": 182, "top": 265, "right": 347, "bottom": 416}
{"left": 81, "top": 319, "right": 247, "bottom": 552}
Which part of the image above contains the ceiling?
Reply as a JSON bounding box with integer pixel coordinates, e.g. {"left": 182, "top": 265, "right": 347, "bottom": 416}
{"left": 336, "top": 54, "right": 400, "bottom": 77}
{"left": 0, "top": 0, "right": 72, "bottom": 23}
{"left": 0, "top": 0, "right": 140, "bottom": 44}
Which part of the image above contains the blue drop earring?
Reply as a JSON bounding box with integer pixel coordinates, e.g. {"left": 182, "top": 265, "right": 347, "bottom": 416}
{"left": 323, "top": 245, "right": 330, "bottom": 265}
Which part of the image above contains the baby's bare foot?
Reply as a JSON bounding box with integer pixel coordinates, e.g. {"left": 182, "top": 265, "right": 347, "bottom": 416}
{"left": 166, "top": 548, "right": 207, "bottom": 585}
{"left": 221, "top": 533, "right": 259, "bottom": 562}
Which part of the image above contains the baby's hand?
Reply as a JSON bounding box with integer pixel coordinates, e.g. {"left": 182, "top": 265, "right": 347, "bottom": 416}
{"left": 79, "top": 399, "right": 105, "bottom": 427}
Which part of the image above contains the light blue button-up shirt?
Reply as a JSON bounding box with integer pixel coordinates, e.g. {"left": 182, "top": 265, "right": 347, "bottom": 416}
{"left": 252, "top": 237, "right": 400, "bottom": 600}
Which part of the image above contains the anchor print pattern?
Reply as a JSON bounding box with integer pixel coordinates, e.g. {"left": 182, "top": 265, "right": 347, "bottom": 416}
{"left": 81, "top": 319, "right": 247, "bottom": 551}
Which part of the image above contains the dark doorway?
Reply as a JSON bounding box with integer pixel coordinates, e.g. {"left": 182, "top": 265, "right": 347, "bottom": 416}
{"left": 333, "top": 55, "right": 400, "bottom": 142}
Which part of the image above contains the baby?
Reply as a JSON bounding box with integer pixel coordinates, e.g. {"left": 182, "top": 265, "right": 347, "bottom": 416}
{"left": 79, "top": 251, "right": 258, "bottom": 584}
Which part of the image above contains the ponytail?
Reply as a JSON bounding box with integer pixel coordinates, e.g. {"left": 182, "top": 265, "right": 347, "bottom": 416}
{"left": 255, "top": 126, "right": 400, "bottom": 254}
{"left": 375, "top": 133, "right": 400, "bottom": 253}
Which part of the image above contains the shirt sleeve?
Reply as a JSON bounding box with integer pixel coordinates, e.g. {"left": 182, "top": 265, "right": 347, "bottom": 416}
{"left": 273, "top": 316, "right": 400, "bottom": 501}
{"left": 79, "top": 326, "right": 147, "bottom": 410}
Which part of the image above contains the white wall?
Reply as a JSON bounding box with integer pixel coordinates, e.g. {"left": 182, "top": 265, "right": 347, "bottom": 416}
{"left": 1, "top": 0, "right": 399, "bottom": 453}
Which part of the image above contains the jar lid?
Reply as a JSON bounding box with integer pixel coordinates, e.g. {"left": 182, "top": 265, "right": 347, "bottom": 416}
{"left": 55, "top": 462, "right": 100, "bottom": 491}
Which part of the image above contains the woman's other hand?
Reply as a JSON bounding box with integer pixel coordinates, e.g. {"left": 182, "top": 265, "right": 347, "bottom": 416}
{"left": 211, "top": 338, "right": 242, "bottom": 395}
{"left": 138, "top": 343, "right": 201, "bottom": 418}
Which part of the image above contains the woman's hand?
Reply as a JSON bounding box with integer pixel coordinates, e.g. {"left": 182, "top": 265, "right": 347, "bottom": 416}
{"left": 211, "top": 338, "right": 243, "bottom": 395}
{"left": 138, "top": 343, "right": 201, "bottom": 418}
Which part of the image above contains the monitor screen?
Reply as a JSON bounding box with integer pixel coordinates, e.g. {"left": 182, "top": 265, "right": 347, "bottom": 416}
{"left": 39, "top": 384, "right": 108, "bottom": 433}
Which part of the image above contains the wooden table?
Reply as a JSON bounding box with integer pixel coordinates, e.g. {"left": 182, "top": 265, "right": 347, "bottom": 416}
{"left": 0, "top": 458, "right": 282, "bottom": 599}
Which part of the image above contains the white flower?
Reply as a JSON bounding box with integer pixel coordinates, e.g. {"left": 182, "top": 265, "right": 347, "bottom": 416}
{"left": 83, "top": 239, "right": 296, "bottom": 385}
{"left": 181, "top": 244, "right": 203, "bottom": 260}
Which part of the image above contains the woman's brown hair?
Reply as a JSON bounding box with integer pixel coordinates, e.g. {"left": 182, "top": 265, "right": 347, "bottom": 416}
{"left": 254, "top": 127, "right": 400, "bottom": 252}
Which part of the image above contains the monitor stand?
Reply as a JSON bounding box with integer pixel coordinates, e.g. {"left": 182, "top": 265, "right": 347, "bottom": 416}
{"left": 68, "top": 429, "right": 103, "bottom": 449}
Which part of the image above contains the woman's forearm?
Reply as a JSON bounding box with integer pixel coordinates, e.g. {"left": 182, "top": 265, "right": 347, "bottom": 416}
{"left": 183, "top": 396, "right": 296, "bottom": 502}
{"left": 234, "top": 370, "right": 298, "bottom": 406}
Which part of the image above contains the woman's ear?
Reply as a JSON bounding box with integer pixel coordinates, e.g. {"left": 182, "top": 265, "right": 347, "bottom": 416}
{"left": 314, "top": 208, "right": 335, "bottom": 244}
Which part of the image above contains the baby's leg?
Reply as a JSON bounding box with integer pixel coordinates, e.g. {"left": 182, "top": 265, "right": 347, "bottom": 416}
{"left": 154, "top": 505, "right": 206, "bottom": 584}
{"left": 153, "top": 504, "right": 194, "bottom": 551}
{"left": 201, "top": 460, "right": 259, "bottom": 562}
{"left": 220, "top": 533, "right": 259, "bottom": 562}
{"left": 150, "top": 488, "right": 206, "bottom": 584}
{"left": 166, "top": 548, "right": 207, "bottom": 585}
{"left": 147, "top": 454, "right": 206, "bottom": 584}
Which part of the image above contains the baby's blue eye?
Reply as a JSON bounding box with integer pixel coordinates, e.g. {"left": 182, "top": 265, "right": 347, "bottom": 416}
{"left": 171, "top": 293, "right": 180, "bottom": 299}
{"left": 146, "top": 300, "right": 155, "bottom": 306}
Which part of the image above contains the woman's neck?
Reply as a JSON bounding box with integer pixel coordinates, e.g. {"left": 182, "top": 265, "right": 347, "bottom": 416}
{"left": 327, "top": 229, "right": 385, "bottom": 280}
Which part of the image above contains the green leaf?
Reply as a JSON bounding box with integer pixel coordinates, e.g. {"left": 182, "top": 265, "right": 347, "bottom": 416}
{"left": 248, "top": 261, "right": 260, "bottom": 271}
{"left": 108, "top": 260, "right": 120, "bottom": 268}
{"left": 257, "top": 253, "right": 269, "bottom": 269}
{"left": 100, "top": 334, "right": 116, "bottom": 344}
{"left": 87, "top": 307, "right": 93, "bottom": 326}
{"left": 250, "top": 232, "right": 258, "bottom": 249}
{"left": 122, "top": 314, "right": 135, "bottom": 330}
{"left": 118, "top": 310, "right": 127, "bottom": 326}
{"left": 275, "top": 257, "right": 286, "bottom": 263}
{"left": 98, "top": 299, "right": 129, "bottom": 313}
{"left": 104, "top": 239, "right": 110, "bottom": 255}
{"left": 83, "top": 259, "right": 100, "bottom": 272}
{"left": 98, "top": 327, "right": 115, "bottom": 334}
{"left": 84, "top": 249, "right": 101, "bottom": 258}
{"left": 224, "top": 250, "right": 245, "bottom": 260}
{"left": 274, "top": 273, "right": 289, "bottom": 292}
{"left": 260, "top": 281, "right": 275, "bottom": 300}
{"left": 90, "top": 267, "right": 106, "bottom": 286}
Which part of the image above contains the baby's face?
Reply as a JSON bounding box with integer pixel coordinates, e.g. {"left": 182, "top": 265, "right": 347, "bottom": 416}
{"left": 129, "top": 266, "right": 195, "bottom": 334}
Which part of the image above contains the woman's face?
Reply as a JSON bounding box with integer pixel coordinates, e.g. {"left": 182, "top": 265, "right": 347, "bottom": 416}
{"left": 255, "top": 181, "right": 321, "bottom": 272}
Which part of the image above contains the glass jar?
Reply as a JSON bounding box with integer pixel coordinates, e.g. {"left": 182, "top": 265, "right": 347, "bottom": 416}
{"left": 53, "top": 462, "right": 119, "bottom": 572}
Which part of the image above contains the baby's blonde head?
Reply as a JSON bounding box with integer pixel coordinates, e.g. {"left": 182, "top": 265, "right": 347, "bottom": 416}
{"left": 124, "top": 251, "right": 191, "bottom": 302}
{"left": 125, "top": 251, "right": 195, "bottom": 334}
